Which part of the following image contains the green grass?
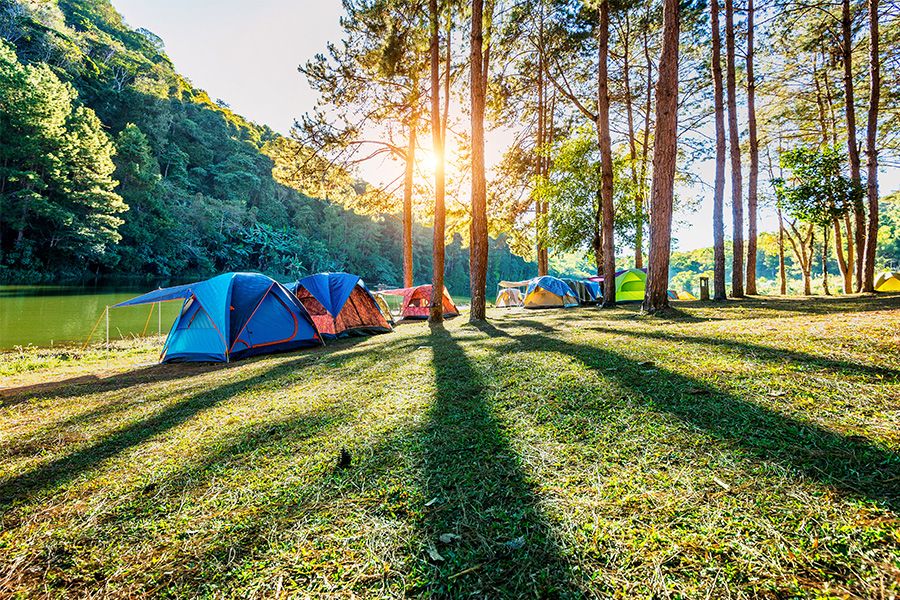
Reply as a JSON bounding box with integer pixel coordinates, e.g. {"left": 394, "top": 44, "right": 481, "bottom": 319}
{"left": 1, "top": 295, "right": 898, "bottom": 598}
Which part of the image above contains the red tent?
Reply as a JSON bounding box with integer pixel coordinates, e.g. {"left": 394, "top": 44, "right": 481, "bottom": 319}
{"left": 380, "top": 285, "right": 459, "bottom": 320}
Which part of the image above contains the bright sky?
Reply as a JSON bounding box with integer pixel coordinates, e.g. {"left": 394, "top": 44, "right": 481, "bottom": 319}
{"left": 113, "top": 0, "right": 897, "bottom": 253}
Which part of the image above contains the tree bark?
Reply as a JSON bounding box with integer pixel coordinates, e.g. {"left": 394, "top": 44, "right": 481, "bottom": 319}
{"left": 711, "top": 0, "right": 727, "bottom": 301}
{"left": 402, "top": 117, "right": 417, "bottom": 288}
{"left": 429, "top": 0, "right": 446, "bottom": 323}
{"left": 622, "top": 13, "right": 643, "bottom": 270}
{"left": 598, "top": 0, "right": 616, "bottom": 307}
{"left": 842, "top": 0, "right": 865, "bottom": 291}
{"left": 535, "top": 9, "right": 549, "bottom": 277}
{"left": 642, "top": 0, "right": 679, "bottom": 314}
{"left": 777, "top": 207, "right": 787, "bottom": 295}
{"left": 745, "top": 0, "right": 758, "bottom": 295}
{"left": 725, "top": 0, "right": 744, "bottom": 297}
{"left": 862, "top": 0, "right": 880, "bottom": 292}
{"left": 469, "top": 0, "right": 489, "bottom": 321}
{"left": 833, "top": 218, "right": 851, "bottom": 293}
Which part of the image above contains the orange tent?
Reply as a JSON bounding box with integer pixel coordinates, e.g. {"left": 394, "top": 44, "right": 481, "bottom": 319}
{"left": 379, "top": 285, "right": 459, "bottom": 320}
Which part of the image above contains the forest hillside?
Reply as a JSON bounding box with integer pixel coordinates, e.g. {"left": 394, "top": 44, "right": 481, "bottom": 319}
{"left": 0, "top": 0, "right": 534, "bottom": 293}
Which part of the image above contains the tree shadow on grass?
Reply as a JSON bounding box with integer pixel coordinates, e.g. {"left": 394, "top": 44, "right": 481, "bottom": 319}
{"left": 597, "top": 327, "right": 900, "bottom": 379}
{"left": 415, "top": 323, "right": 578, "bottom": 597}
{"left": 497, "top": 321, "right": 900, "bottom": 514}
{"left": 0, "top": 353, "right": 353, "bottom": 511}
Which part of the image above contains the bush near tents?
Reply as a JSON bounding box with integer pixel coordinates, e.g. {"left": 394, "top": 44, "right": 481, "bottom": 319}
{"left": 115, "top": 273, "right": 322, "bottom": 363}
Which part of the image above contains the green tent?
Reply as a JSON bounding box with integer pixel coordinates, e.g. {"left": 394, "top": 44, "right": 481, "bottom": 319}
{"left": 615, "top": 268, "right": 647, "bottom": 302}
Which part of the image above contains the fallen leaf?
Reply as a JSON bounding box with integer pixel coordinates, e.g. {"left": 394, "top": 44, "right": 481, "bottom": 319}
{"left": 768, "top": 390, "right": 787, "bottom": 397}
{"left": 713, "top": 477, "right": 731, "bottom": 491}
{"left": 688, "top": 388, "right": 710, "bottom": 396}
{"left": 425, "top": 543, "right": 445, "bottom": 562}
{"left": 424, "top": 497, "right": 440, "bottom": 507}
{"left": 503, "top": 536, "right": 525, "bottom": 551}
{"left": 439, "top": 533, "right": 460, "bottom": 544}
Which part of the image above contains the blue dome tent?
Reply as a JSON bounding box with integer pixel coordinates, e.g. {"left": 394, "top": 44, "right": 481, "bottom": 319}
{"left": 524, "top": 276, "right": 579, "bottom": 309}
{"left": 115, "top": 273, "right": 322, "bottom": 363}
{"left": 287, "top": 272, "right": 392, "bottom": 338}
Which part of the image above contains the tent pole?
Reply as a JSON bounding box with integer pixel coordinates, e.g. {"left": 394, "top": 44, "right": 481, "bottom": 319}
{"left": 158, "top": 301, "right": 161, "bottom": 337}
{"left": 105, "top": 305, "right": 110, "bottom": 368}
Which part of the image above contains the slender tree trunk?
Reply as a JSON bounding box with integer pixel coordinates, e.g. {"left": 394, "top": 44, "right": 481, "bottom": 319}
{"left": 842, "top": 0, "right": 865, "bottom": 291}
{"left": 623, "top": 13, "right": 643, "bottom": 270}
{"left": 469, "top": 0, "right": 489, "bottom": 321}
{"left": 711, "top": 0, "right": 727, "bottom": 301}
{"left": 822, "top": 225, "right": 831, "bottom": 295}
{"left": 725, "top": 0, "right": 744, "bottom": 297}
{"left": 745, "top": 0, "right": 758, "bottom": 295}
{"left": 822, "top": 60, "right": 839, "bottom": 146}
{"left": 598, "top": 0, "right": 616, "bottom": 307}
{"left": 814, "top": 59, "right": 831, "bottom": 147}
{"left": 638, "top": 25, "right": 653, "bottom": 269}
{"left": 844, "top": 213, "right": 855, "bottom": 288}
{"left": 402, "top": 118, "right": 417, "bottom": 288}
{"left": 777, "top": 207, "right": 787, "bottom": 295}
{"left": 833, "top": 218, "right": 851, "bottom": 293}
{"left": 642, "top": 0, "right": 679, "bottom": 314}
{"left": 429, "top": 0, "right": 446, "bottom": 323}
{"left": 862, "top": 0, "right": 880, "bottom": 292}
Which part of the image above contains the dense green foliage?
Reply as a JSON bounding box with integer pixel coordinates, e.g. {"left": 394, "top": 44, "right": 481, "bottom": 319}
{"left": 0, "top": 0, "right": 532, "bottom": 294}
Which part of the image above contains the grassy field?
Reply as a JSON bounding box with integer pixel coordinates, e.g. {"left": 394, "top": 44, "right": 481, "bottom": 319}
{"left": 0, "top": 295, "right": 898, "bottom": 598}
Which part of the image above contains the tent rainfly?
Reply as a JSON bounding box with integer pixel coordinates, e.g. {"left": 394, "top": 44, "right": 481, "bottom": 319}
{"left": 115, "top": 272, "right": 322, "bottom": 363}
{"left": 380, "top": 285, "right": 459, "bottom": 320}
{"left": 563, "top": 279, "right": 597, "bottom": 305}
{"left": 289, "top": 272, "right": 392, "bottom": 338}
{"left": 524, "top": 276, "right": 579, "bottom": 308}
{"left": 875, "top": 271, "right": 900, "bottom": 292}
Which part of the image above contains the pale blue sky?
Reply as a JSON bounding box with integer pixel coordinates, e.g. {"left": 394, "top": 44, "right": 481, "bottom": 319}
{"left": 112, "top": 1, "right": 896, "bottom": 252}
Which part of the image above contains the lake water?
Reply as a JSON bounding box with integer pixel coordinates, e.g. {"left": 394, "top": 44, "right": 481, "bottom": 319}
{"left": 0, "top": 284, "right": 183, "bottom": 350}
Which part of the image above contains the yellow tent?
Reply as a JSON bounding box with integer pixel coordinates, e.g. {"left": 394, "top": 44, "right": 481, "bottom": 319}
{"left": 677, "top": 291, "right": 698, "bottom": 300}
{"left": 875, "top": 271, "right": 900, "bottom": 292}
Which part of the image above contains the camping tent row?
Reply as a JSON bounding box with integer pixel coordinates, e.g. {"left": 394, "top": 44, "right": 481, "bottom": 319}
{"left": 496, "top": 270, "right": 648, "bottom": 308}
{"left": 115, "top": 272, "right": 427, "bottom": 364}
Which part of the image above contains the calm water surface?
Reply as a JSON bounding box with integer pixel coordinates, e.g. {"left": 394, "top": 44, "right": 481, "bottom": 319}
{"left": 0, "top": 284, "right": 183, "bottom": 349}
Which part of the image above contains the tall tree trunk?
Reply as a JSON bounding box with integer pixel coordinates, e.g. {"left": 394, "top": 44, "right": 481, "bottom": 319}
{"left": 638, "top": 25, "right": 653, "bottom": 269}
{"left": 833, "top": 218, "right": 851, "bottom": 293}
{"left": 822, "top": 225, "right": 831, "bottom": 295}
{"left": 598, "top": 0, "right": 616, "bottom": 307}
{"left": 429, "top": 0, "right": 446, "bottom": 323}
{"left": 844, "top": 213, "right": 855, "bottom": 289}
{"left": 745, "top": 0, "right": 758, "bottom": 295}
{"left": 777, "top": 207, "right": 787, "bottom": 295}
{"left": 623, "top": 13, "right": 643, "bottom": 270}
{"left": 642, "top": 0, "right": 679, "bottom": 314}
{"left": 711, "top": 0, "right": 727, "bottom": 301}
{"left": 862, "top": 0, "right": 880, "bottom": 292}
{"left": 725, "top": 0, "right": 744, "bottom": 297}
{"left": 469, "top": 0, "right": 489, "bottom": 321}
{"left": 535, "top": 10, "right": 548, "bottom": 277}
{"left": 402, "top": 117, "right": 417, "bottom": 288}
{"left": 842, "top": 0, "right": 865, "bottom": 291}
